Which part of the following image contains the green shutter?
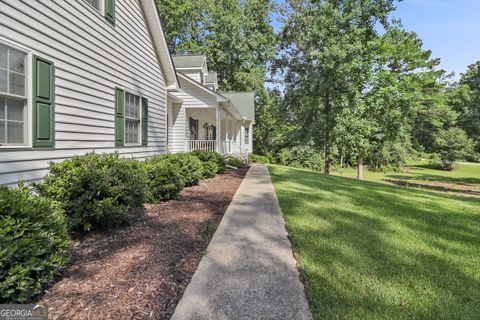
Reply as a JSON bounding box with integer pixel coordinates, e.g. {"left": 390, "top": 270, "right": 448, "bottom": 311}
{"left": 105, "top": 0, "right": 115, "bottom": 24}
{"left": 115, "top": 88, "right": 124, "bottom": 147}
{"left": 142, "top": 97, "right": 148, "bottom": 146}
{"left": 33, "top": 56, "right": 55, "bottom": 148}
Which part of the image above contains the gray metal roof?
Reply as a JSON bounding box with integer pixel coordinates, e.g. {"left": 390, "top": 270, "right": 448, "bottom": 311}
{"left": 221, "top": 92, "right": 255, "bottom": 119}
{"left": 172, "top": 55, "right": 206, "bottom": 69}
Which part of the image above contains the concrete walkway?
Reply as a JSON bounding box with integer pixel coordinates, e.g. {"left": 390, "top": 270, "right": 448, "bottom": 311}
{"left": 171, "top": 165, "right": 312, "bottom": 320}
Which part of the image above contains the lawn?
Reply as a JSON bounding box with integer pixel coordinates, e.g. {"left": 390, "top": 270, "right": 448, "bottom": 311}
{"left": 332, "top": 161, "right": 480, "bottom": 196}
{"left": 269, "top": 165, "right": 480, "bottom": 320}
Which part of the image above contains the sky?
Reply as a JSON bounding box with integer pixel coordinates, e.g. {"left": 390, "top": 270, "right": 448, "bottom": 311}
{"left": 394, "top": 0, "right": 480, "bottom": 78}
{"left": 271, "top": 0, "right": 480, "bottom": 79}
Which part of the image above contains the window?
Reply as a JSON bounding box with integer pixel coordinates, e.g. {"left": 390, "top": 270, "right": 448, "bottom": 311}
{"left": 244, "top": 127, "right": 249, "bottom": 144}
{"left": 0, "top": 43, "right": 27, "bottom": 146}
{"left": 124, "top": 92, "right": 141, "bottom": 145}
{"left": 84, "top": 0, "right": 101, "bottom": 11}
{"left": 189, "top": 117, "right": 199, "bottom": 140}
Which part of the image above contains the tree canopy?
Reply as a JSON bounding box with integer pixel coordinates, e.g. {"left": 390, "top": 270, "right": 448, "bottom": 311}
{"left": 157, "top": 0, "right": 480, "bottom": 176}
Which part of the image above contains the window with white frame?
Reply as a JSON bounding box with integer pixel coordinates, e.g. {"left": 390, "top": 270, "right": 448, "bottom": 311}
{"left": 84, "top": 0, "right": 101, "bottom": 11}
{"left": 0, "top": 43, "right": 27, "bottom": 146}
{"left": 124, "top": 92, "right": 141, "bottom": 145}
{"left": 244, "top": 127, "right": 249, "bottom": 144}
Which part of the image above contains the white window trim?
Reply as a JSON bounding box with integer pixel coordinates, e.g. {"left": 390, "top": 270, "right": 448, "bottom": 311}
{"left": 83, "top": 0, "right": 105, "bottom": 15}
{"left": 0, "top": 37, "right": 32, "bottom": 149}
{"left": 124, "top": 90, "right": 142, "bottom": 147}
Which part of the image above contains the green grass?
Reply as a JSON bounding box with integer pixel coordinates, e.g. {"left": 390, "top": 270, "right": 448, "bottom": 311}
{"left": 333, "top": 161, "right": 480, "bottom": 185}
{"left": 269, "top": 165, "right": 480, "bottom": 320}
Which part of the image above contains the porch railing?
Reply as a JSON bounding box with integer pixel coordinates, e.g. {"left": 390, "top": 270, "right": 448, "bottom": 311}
{"left": 186, "top": 140, "right": 216, "bottom": 152}
{"left": 186, "top": 139, "right": 242, "bottom": 155}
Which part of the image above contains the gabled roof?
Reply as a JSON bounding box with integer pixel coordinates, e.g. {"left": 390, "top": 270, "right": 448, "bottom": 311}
{"left": 177, "top": 72, "right": 228, "bottom": 103}
{"left": 140, "top": 0, "right": 179, "bottom": 90}
{"left": 177, "top": 73, "right": 243, "bottom": 120}
{"left": 172, "top": 55, "right": 207, "bottom": 69}
{"left": 205, "top": 72, "right": 217, "bottom": 84}
{"left": 221, "top": 92, "right": 255, "bottom": 120}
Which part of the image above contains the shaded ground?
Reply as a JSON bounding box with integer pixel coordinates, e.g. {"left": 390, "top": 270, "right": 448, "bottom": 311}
{"left": 36, "top": 167, "right": 248, "bottom": 320}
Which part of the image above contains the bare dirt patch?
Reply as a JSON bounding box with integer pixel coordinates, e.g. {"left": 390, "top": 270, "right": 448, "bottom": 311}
{"left": 385, "top": 178, "right": 480, "bottom": 196}
{"left": 36, "top": 167, "right": 248, "bottom": 320}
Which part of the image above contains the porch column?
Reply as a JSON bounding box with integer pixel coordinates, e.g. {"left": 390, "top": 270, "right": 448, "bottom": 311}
{"left": 226, "top": 115, "right": 230, "bottom": 141}
{"left": 216, "top": 106, "right": 221, "bottom": 153}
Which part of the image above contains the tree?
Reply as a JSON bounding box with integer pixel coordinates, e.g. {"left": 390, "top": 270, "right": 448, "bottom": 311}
{"left": 156, "top": 0, "right": 276, "bottom": 92}
{"left": 253, "top": 89, "right": 292, "bottom": 155}
{"left": 156, "top": 0, "right": 209, "bottom": 54}
{"left": 434, "top": 127, "right": 475, "bottom": 170}
{"left": 357, "top": 27, "right": 445, "bottom": 176}
{"left": 279, "top": 0, "right": 398, "bottom": 175}
{"left": 457, "top": 61, "right": 480, "bottom": 151}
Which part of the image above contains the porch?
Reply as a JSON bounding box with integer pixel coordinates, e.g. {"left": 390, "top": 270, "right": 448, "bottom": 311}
{"left": 185, "top": 107, "right": 245, "bottom": 155}
{"left": 168, "top": 104, "right": 248, "bottom": 157}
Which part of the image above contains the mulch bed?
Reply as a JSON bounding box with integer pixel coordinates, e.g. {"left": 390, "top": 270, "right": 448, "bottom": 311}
{"left": 36, "top": 167, "right": 249, "bottom": 320}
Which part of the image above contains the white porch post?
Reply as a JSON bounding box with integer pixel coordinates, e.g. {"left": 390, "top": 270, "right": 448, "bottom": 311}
{"left": 216, "top": 106, "right": 221, "bottom": 153}
{"left": 184, "top": 107, "right": 187, "bottom": 152}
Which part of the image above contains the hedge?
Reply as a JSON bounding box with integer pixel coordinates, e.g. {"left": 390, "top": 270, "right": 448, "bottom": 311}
{"left": 36, "top": 153, "right": 147, "bottom": 231}
{"left": 226, "top": 157, "right": 244, "bottom": 168}
{"left": 144, "top": 156, "right": 184, "bottom": 203}
{"left": 191, "top": 151, "right": 226, "bottom": 178}
{"left": 0, "top": 184, "right": 69, "bottom": 303}
{"left": 158, "top": 153, "right": 204, "bottom": 187}
{"left": 248, "top": 154, "right": 270, "bottom": 164}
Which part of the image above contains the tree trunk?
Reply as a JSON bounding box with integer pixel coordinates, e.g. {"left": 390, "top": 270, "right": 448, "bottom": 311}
{"left": 340, "top": 147, "right": 345, "bottom": 168}
{"left": 324, "top": 94, "right": 331, "bottom": 175}
{"left": 357, "top": 151, "right": 364, "bottom": 180}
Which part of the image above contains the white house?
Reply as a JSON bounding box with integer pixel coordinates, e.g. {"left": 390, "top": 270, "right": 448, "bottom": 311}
{"left": 0, "top": 0, "right": 178, "bottom": 186}
{"left": 167, "top": 55, "right": 255, "bottom": 156}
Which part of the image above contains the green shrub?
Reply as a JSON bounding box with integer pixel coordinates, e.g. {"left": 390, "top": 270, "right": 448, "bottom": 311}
{"left": 277, "top": 146, "right": 324, "bottom": 172}
{"left": 434, "top": 127, "right": 476, "bottom": 170}
{"left": 144, "top": 156, "right": 184, "bottom": 203}
{"left": 249, "top": 154, "right": 270, "bottom": 164}
{"left": 36, "top": 153, "right": 147, "bottom": 231}
{"left": 226, "top": 157, "right": 244, "bottom": 168}
{"left": 0, "top": 184, "right": 69, "bottom": 303}
{"left": 191, "top": 151, "right": 225, "bottom": 177}
{"left": 158, "top": 153, "right": 204, "bottom": 187}
{"left": 465, "top": 152, "right": 480, "bottom": 163}
{"left": 368, "top": 141, "right": 408, "bottom": 172}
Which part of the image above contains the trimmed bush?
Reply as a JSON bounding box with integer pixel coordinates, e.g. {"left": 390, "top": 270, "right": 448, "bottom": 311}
{"left": 249, "top": 154, "right": 270, "bottom": 164}
{"left": 36, "top": 153, "right": 147, "bottom": 231}
{"left": 144, "top": 156, "right": 184, "bottom": 203}
{"left": 191, "top": 151, "right": 226, "bottom": 178}
{"left": 159, "top": 153, "right": 204, "bottom": 187}
{"left": 0, "top": 184, "right": 69, "bottom": 303}
{"left": 277, "top": 146, "right": 324, "bottom": 172}
{"left": 226, "top": 157, "right": 244, "bottom": 168}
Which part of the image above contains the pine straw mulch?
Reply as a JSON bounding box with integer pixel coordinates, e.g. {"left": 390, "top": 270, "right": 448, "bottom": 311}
{"left": 36, "top": 167, "right": 249, "bottom": 320}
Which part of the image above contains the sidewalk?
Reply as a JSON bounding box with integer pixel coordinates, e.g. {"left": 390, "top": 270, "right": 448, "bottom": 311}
{"left": 171, "top": 165, "right": 312, "bottom": 320}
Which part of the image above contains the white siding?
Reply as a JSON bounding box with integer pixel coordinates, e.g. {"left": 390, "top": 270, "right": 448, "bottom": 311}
{"left": 178, "top": 69, "right": 202, "bottom": 83}
{"left": 175, "top": 80, "right": 218, "bottom": 108}
{"left": 186, "top": 108, "right": 217, "bottom": 141}
{"left": 0, "top": 0, "right": 167, "bottom": 186}
{"left": 241, "top": 121, "right": 253, "bottom": 153}
{"left": 168, "top": 78, "right": 219, "bottom": 152}
{"left": 168, "top": 101, "right": 186, "bottom": 153}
